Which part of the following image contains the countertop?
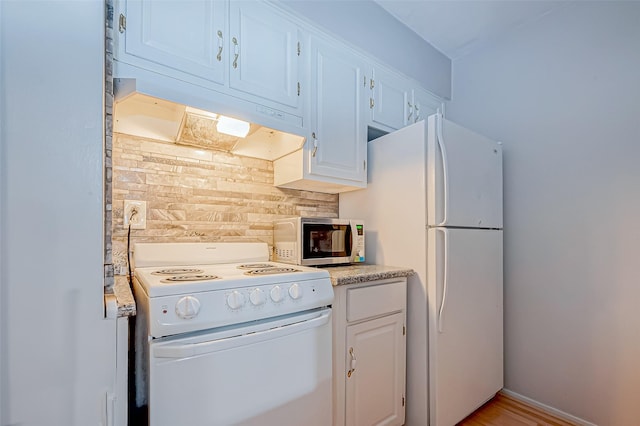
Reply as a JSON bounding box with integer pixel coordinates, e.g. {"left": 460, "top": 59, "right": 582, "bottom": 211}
{"left": 107, "top": 264, "right": 414, "bottom": 315}
{"left": 112, "top": 275, "right": 136, "bottom": 317}
{"left": 322, "top": 264, "right": 414, "bottom": 286}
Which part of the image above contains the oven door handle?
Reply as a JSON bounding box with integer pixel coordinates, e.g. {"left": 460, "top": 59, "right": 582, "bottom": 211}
{"left": 153, "top": 309, "right": 331, "bottom": 359}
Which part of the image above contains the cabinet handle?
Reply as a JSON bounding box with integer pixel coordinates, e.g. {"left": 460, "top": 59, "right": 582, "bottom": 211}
{"left": 118, "top": 13, "right": 126, "bottom": 33}
{"left": 311, "top": 132, "right": 318, "bottom": 157}
{"left": 216, "top": 30, "right": 223, "bottom": 62}
{"left": 407, "top": 102, "right": 413, "bottom": 121}
{"left": 370, "top": 98, "right": 374, "bottom": 109}
{"left": 347, "top": 347, "right": 357, "bottom": 378}
{"left": 370, "top": 78, "right": 375, "bottom": 90}
{"left": 415, "top": 104, "right": 420, "bottom": 122}
{"left": 232, "top": 37, "right": 239, "bottom": 69}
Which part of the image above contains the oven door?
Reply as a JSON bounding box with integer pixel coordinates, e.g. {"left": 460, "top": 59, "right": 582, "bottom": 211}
{"left": 149, "top": 308, "right": 332, "bottom": 426}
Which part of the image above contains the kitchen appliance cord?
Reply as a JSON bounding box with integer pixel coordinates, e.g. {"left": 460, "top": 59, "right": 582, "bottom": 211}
{"left": 127, "top": 209, "right": 137, "bottom": 288}
{"left": 127, "top": 222, "right": 133, "bottom": 288}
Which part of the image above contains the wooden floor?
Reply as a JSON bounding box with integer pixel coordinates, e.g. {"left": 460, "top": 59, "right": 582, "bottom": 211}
{"left": 458, "top": 392, "right": 579, "bottom": 426}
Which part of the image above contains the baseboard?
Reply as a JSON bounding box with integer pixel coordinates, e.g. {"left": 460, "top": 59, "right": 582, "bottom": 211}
{"left": 500, "top": 388, "right": 597, "bottom": 426}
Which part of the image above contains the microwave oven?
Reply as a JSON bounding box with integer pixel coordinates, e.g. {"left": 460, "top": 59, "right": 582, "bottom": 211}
{"left": 273, "top": 217, "right": 365, "bottom": 266}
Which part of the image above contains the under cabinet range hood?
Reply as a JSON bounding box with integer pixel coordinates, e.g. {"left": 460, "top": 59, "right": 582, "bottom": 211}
{"left": 113, "top": 80, "right": 305, "bottom": 161}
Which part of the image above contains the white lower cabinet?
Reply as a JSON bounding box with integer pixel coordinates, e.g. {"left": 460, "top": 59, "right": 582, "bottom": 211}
{"left": 333, "top": 278, "right": 407, "bottom": 426}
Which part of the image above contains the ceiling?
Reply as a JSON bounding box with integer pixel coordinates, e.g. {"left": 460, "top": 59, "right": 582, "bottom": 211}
{"left": 374, "top": 0, "right": 566, "bottom": 60}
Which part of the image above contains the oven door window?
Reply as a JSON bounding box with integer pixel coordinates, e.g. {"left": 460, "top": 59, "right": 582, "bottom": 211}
{"left": 303, "top": 224, "right": 352, "bottom": 258}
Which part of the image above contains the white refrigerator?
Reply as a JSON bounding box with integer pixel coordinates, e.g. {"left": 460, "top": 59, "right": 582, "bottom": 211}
{"left": 340, "top": 113, "right": 503, "bottom": 426}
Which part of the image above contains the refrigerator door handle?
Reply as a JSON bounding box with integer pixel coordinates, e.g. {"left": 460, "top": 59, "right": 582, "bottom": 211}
{"left": 436, "top": 112, "right": 450, "bottom": 226}
{"left": 437, "top": 228, "right": 449, "bottom": 333}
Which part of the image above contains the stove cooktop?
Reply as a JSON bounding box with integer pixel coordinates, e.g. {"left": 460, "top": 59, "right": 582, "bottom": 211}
{"left": 135, "top": 261, "right": 328, "bottom": 298}
{"left": 131, "top": 242, "right": 334, "bottom": 338}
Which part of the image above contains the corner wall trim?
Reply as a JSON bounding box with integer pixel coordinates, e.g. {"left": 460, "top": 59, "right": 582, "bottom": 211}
{"left": 500, "top": 388, "right": 598, "bottom": 426}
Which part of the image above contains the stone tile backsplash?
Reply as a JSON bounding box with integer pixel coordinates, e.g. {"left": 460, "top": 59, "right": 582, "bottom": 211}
{"left": 111, "top": 133, "right": 338, "bottom": 274}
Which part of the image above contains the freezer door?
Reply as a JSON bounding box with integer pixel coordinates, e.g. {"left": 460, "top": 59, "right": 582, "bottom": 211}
{"left": 426, "top": 113, "right": 503, "bottom": 228}
{"left": 428, "top": 228, "right": 503, "bottom": 426}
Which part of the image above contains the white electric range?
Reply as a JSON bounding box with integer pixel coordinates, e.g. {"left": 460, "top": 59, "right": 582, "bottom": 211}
{"left": 132, "top": 242, "right": 334, "bottom": 426}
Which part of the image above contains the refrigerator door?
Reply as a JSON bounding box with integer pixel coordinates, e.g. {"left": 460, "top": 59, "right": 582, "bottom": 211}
{"left": 428, "top": 227, "right": 503, "bottom": 426}
{"left": 426, "top": 113, "right": 503, "bottom": 229}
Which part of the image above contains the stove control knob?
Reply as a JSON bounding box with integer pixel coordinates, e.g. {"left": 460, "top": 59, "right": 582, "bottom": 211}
{"left": 175, "top": 296, "right": 201, "bottom": 319}
{"left": 249, "top": 288, "right": 267, "bottom": 306}
{"left": 227, "top": 290, "right": 245, "bottom": 310}
{"left": 270, "top": 285, "right": 283, "bottom": 303}
{"left": 288, "top": 283, "right": 303, "bottom": 300}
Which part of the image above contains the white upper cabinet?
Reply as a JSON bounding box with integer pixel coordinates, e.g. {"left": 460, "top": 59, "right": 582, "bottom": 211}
{"left": 114, "top": 0, "right": 444, "bottom": 193}
{"left": 273, "top": 35, "right": 367, "bottom": 193}
{"left": 229, "top": 1, "right": 300, "bottom": 109}
{"left": 115, "top": 0, "right": 302, "bottom": 116}
{"left": 367, "top": 66, "right": 444, "bottom": 131}
{"left": 368, "top": 66, "right": 411, "bottom": 131}
{"left": 118, "top": 0, "right": 227, "bottom": 86}
{"left": 308, "top": 36, "right": 367, "bottom": 184}
{"left": 411, "top": 87, "right": 444, "bottom": 123}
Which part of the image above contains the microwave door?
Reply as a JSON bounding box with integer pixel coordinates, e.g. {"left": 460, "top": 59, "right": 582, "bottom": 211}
{"left": 331, "top": 230, "right": 346, "bottom": 253}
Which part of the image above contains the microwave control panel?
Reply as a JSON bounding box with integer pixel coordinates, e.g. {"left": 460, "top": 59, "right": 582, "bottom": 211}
{"left": 351, "top": 221, "right": 365, "bottom": 263}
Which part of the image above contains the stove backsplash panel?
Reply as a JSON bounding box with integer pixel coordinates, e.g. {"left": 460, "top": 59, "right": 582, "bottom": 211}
{"left": 111, "top": 133, "right": 338, "bottom": 275}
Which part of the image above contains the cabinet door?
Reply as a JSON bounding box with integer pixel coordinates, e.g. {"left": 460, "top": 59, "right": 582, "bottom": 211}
{"left": 309, "top": 37, "right": 366, "bottom": 184}
{"left": 370, "top": 67, "right": 410, "bottom": 131}
{"left": 123, "top": 0, "right": 226, "bottom": 85}
{"left": 412, "top": 87, "right": 444, "bottom": 123}
{"left": 229, "top": 1, "right": 300, "bottom": 109}
{"left": 346, "top": 313, "right": 405, "bottom": 426}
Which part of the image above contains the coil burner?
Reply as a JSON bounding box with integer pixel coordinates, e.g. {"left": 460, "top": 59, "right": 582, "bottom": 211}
{"left": 236, "top": 263, "right": 275, "bottom": 270}
{"left": 161, "top": 274, "right": 220, "bottom": 283}
{"left": 244, "top": 267, "right": 301, "bottom": 276}
{"left": 152, "top": 268, "right": 204, "bottom": 275}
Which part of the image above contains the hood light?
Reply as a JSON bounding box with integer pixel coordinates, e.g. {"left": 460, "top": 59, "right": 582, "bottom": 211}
{"left": 216, "top": 115, "right": 250, "bottom": 138}
{"left": 184, "top": 106, "right": 250, "bottom": 138}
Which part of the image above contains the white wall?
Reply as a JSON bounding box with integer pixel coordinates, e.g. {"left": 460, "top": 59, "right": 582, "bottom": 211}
{"left": 446, "top": 2, "right": 640, "bottom": 424}
{"left": 0, "top": 1, "right": 116, "bottom": 425}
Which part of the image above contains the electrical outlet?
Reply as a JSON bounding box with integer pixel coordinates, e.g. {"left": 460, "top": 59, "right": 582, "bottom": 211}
{"left": 124, "top": 200, "right": 147, "bottom": 230}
